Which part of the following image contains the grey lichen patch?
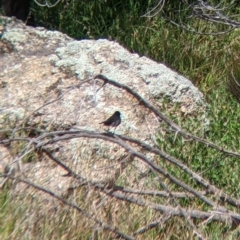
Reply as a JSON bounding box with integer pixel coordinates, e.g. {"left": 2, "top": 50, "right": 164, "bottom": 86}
{"left": 2, "top": 31, "right": 26, "bottom": 43}
{"left": 53, "top": 39, "right": 206, "bottom": 113}
{"left": 56, "top": 41, "right": 83, "bottom": 56}
{"left": 0, "top": 108, "right": 25, "bottom": 128}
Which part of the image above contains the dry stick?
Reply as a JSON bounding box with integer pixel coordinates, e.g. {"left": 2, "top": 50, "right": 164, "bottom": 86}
{"left": 116, "top": 188, "right": 201, "bottom": 198}
{"left": 4, "top": 129, "right": 239, "bottom": 207}
{"left": 43, "top": 147, "right": 133, "bottom": 191}
{"left": 150, "top": 168, "right": 205, "bottom": 240}
{"left": 94, "top": 74, "right": 240, "bottom": 158}
{"left": 38, "top": 149, "right": 177, "bottom": 237}
{"left": 5, "top": 79, "right": 93, "bottom": 172}
{"left": 0, "top": 128, "right": 46, "bottom": 144}
{"left": 22, "top": 141, "right": 240, "bottom": 229}
{"left": 30, "top": 129, "right": 240, "bottom": 208}
{"left": 141, "top": 0, "right": 165, "bottom": 18}
{"left": 165, "top": 16, "right": 235, "bottom": 36}
{"left": 40, "top": 148, "right": 199, "bottom": 199}
{"left": 41, "top": 147, "right": 86, "bottom": 181}
{"left": 43, "top": 148, "right": 202, "bottom": 199}
{"left": 3, "top": 79, "right": 92, "bottom": 172}
{"left": 103, "top": 189, "right": 240, "bottom": 224}
{"left": 116, "top": 134, "right": 240, "bottom": 207}
{"left": 31, "top": 147, "right": 240, "bottom": 225}
{"left": 2, "top": 175, "right": 134, "bottom": 240}
{"left": 19, "top": 78, "right": 92, "bottom": 127}
{"left": 190, "top": 1, "right": 240, "bottom": 27}
{"left": 41, "top": 131, "right": 227, "bottom": 212}
{"left": 133, "top": 214, "right": 171, "bottom": 236}
{"left": 42, "top": 147, "right": 201, "bottom": 201}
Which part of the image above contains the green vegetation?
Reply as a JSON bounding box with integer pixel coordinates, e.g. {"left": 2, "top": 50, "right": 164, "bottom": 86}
{"left": 32, "top": 0, "right": 240, "bottom": 88}
{"left": 1, "top": 0, "right": 240, "bottom": 239}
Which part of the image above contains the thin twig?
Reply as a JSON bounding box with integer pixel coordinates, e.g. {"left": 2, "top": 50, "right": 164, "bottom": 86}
{"left": 2, "top": 175, "right": 134, "bottom": 240}
{"left": 94, "top": 74, "right": 240, "bottom": 158}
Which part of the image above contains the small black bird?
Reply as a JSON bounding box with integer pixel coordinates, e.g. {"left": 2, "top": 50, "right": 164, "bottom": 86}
{"left": 100, "top": 111, "right": 121, "bottom": 128}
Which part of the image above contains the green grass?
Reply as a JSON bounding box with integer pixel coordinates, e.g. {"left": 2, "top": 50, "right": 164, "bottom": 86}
{"left": 155, "top": 86, "right": 240, "bottom": 198}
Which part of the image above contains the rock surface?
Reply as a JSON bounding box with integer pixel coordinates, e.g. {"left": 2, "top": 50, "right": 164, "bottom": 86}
{"left": 0, "top": 17, "right": 206, "bottom": 197}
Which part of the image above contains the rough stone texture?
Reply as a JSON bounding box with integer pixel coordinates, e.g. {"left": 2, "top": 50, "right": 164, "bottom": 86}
{"left": 54, "top": 40, "right": 205, "bottom": 112}
{"left": 0, "top": 17, "right": 207, "bottom": 197}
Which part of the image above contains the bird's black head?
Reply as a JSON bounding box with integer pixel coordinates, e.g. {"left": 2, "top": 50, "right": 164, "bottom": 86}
{"left": 115, "top": 111, "right": 121, "bottom": 116}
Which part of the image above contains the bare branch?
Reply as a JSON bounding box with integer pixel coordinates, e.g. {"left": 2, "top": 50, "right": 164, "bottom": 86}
{"left": 13, "top": 129, "right": 231, "bottom": 211}
{"left": 228, "top": 70, "right": 240, "bottom": 104}
{"left": 103, "top": 188, "right": 240, "bottom": 224}
{"left": 33, "top": 0, "right": 62, "bottom": 8}
{"left": 2, "top": 175, "right": 134, "bottom": 240}
{"left": 95, "top": 74, "right": 240, "bottom": 158}
{"left": 133, "top": 214, "right": 171, "bottom": 236}
{"left": 2, "top": 128, "right": 240, "bottom": 208}
{"left": 143, "top": 0, "right": 240, "bottom": 35}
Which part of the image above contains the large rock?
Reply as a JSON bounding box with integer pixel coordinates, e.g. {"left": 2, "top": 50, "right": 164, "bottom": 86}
{"left": 0, "top": 17, "right": 206, "bottom": 196}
